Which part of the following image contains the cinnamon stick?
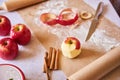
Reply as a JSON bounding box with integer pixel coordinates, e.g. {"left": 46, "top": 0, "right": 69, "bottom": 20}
{"left": 54, "top": 49, "right": 60, "bottom": 70}
{"left": 43, "top": 52, "right": 48, "bottom": 73}
{"left": 49, "top": 48, "right": 56, "bottom": 70}
{"left": 47, "top": 47, "right": 53, "bottom": 68}
{"left": 44, "top": 57, "right": 50, "bottom": 80}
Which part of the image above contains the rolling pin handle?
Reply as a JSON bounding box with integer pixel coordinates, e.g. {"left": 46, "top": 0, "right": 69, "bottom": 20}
{"left": 0, "top": 3, "right": 8, "bottom": 11}
{"left": 0, "top": 6, "right": 3, "bottom": 10}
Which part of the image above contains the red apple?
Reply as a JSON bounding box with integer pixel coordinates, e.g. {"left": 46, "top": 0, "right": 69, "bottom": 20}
{"left": 10, "top": 24, "right": 31, "bottom": 45}
{"left": 40, "top": 13, "right": 58, "bottom": 25}
{"left": 61, "top": 37, "right": 81, "bottom": 58}
{"left": 0, "top": 38, "right": 18, "bottom": 60}
{"left": 0, "top": 15, "right": 11, "bottom": 36}
{"left": 58, "top": 8, "right": 78, "bottom": 26}
{"left": 0, "top": 64, "right": 25, "bottom": 80}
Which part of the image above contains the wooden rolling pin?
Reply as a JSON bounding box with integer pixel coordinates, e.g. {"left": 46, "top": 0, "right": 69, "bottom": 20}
{"left": 68, "top": 46, "right": 120, "bottom": 80}
{"left": 0, "top": 0, "right": 47, "bottom": 11}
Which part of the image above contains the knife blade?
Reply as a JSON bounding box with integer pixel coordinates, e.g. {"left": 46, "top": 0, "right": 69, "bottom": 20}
{"left": 85, "top": 2, "right": 104, "bottom": 41}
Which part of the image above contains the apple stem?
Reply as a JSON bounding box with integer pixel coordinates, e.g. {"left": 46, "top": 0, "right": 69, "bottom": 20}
{"left": 0, "top": 19, "right": 2, "bottom": 22}
{"left": 69, "top": 40, "right": 73, "bottom": 44}
{"left": 9, "top": 78, "right": 13, "bottom": 80}
{"left": 14, "top": 27, "right": 20, "bottom": 31}
{"left": 3, "top": 41, "right": 8, "bottom": 46}
{"left": 17, "top": 28, "right": 20, "bottom": 31}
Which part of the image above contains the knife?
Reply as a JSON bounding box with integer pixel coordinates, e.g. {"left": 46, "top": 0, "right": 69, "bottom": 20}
{"left": 85, "top": 2, "right": 104, "bottom": 41}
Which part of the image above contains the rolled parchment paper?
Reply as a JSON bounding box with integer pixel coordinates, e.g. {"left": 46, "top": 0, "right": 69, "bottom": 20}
{"left": 0, "top": 0, "right": 47, "bottom": 11}
{"left": 68, "top": 46, "right": 120, "bottom": 80}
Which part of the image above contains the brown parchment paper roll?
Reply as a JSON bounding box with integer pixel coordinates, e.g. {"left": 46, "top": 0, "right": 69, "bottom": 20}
{"left": 68, "top": 46, "right": 120, "bottom": 80}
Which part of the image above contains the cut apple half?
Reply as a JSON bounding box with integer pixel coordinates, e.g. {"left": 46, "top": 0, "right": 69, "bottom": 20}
{"left": 80, "top": 11, "right": 92, "bottom": 20}
{"left": 58, "top": 8, "right": 79, "bottom": 26}
{"left": 40, "top": 13, "right": 58, "bottom": 25}
{"left": 0, "top": 64, "right": 25, "bottom": 80}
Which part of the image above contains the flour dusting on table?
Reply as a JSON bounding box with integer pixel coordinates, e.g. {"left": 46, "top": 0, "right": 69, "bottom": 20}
{"left": 90, "top": 29, "right": 120, "bottom": 51}
{"left": 35, "top": 0, "right": 120, "bottom": 52}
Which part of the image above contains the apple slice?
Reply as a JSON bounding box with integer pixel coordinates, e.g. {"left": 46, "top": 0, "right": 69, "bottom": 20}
{"left": 80, "top": 11, "right": 92, "bottom": 20}
{"left": 61, "top": 37, "right": 81, "bottom": 58}
{"left": 58, "top": 8, "right": 78, "bottom": 26}
{"left": 0, "top": 64, "right": 25, "bottom": 80}
{"left": 40, "top": 13, "right": 58, "bottom": 25}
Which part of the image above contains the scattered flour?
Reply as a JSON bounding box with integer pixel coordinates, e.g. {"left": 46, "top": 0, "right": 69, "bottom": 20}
{"left": 34, "top": 0, "right": 120, "bottom": 52}
{"left": 90, "top": 29, "right": 120, "bottom": 51}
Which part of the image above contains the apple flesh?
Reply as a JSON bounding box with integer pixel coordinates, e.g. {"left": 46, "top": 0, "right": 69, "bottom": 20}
{"left": 61, "top": 37, "right": 81, "bottom": 58}
{"left": 0, "top": 15, "right": 11, "bottom": 36}
{"left": 0, "top": 38, "right": 18, "bottom": 60}
{"left": 0, "top": 64, "right": 25, "bottom": 80}
{"left": 80, "top": 11, "right": 92, "bottom": 20}
{"left": 10, "top": 24, "right": 31, "bottom": 45}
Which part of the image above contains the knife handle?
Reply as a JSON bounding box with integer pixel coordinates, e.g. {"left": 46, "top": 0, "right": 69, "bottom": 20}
{"left": 94, "top": 2, "right": 104, "bottom": 19}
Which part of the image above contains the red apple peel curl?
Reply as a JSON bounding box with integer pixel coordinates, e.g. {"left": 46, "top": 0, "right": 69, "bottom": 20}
{"left": 40, "top": 13, "right": 58, "bottom": 25}
{"left": 58, "top": 8, "right": 79, "bottom": 26}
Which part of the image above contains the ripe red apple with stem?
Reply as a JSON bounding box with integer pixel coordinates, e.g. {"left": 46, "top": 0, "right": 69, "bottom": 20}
{"left": 0, "top": 38, "right": 18, "bottom": 60}
{"left": 0, "top": 15, "right": 11, "bottom": 36}
{"left": 10, "top": 24, "right": 31, "bottom": 45}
